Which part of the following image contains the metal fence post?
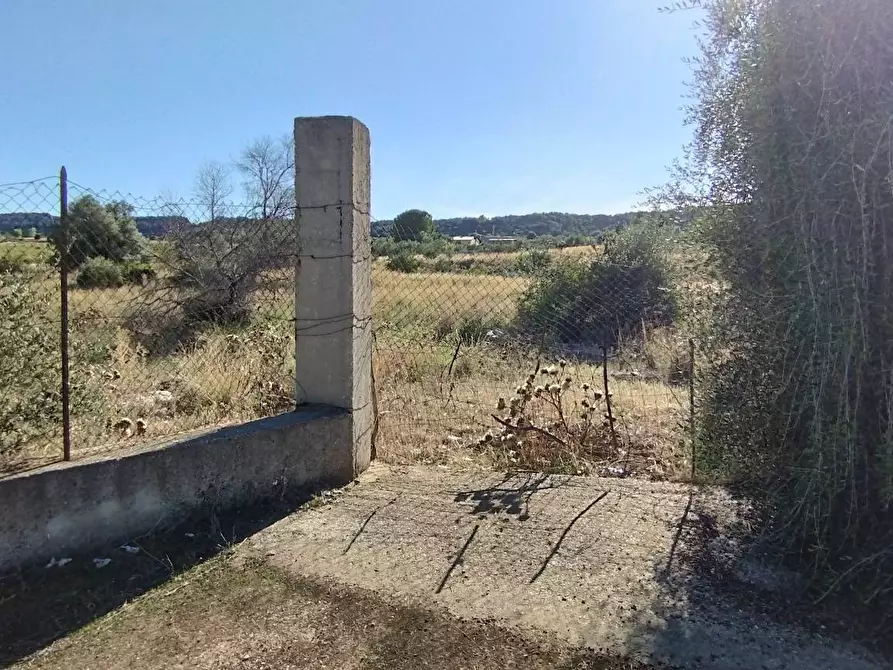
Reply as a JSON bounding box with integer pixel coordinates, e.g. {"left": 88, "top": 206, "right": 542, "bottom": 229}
{"left": 59, "top": 166, "right": 71, "bottom": 462}
{"left": 689, "top": 337, "right": 696, "bottom": 481}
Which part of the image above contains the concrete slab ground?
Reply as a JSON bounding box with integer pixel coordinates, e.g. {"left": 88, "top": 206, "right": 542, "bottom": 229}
{"left": 11, "top": 463, "right": 886, "bottom": 669}
{"left": 242, "top": 464, "right": 884, "bottom": 670}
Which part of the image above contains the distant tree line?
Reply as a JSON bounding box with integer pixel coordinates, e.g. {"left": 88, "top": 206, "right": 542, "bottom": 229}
{"left": 0, "top": 212, "right": 187, "bottom": 240}
{"left": 372, "top": 211, "right": 638, "bottom": 239}
{"left": 5, "top": 207, "right": 643, "bottom": 242}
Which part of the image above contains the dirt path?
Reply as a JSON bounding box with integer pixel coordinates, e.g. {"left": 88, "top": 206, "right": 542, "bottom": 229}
{"left": 18, "top": 555, "right": 653, "bottom": 670}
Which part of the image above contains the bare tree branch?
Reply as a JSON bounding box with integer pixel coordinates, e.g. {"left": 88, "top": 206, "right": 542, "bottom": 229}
{"left": 193, "top": 161, "right": 233, "bottom": 222}
{"left": 235, "top": 135, "right": 294, "bottom": 220}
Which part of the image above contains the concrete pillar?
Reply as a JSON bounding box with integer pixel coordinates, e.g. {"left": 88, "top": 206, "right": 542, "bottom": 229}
{"left": 294, "top": 116, "right": 373, "bottom": 479}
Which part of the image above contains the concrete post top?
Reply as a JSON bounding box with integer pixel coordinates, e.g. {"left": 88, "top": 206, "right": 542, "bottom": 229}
{"left": 294, "top": 116, "right": 370, "bottom": 213}
{"left": 294, "top": 115, "right": 368, "bottom": 127}
{"left": 294, "top": 116, "right": 370, "bottom": 140}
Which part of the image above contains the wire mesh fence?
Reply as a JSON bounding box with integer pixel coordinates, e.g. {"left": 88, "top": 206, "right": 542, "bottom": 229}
{"left": 2, "top": 169, "right": 696, "bottom": 485}
{"left": 0, "top": 177, "right": 65, "bottom": 472}
{"left": 370, "top": 235, "right": 696, "bottom": 481}
{"left": 0, "top": 171, "right": 298, "bottom": 475}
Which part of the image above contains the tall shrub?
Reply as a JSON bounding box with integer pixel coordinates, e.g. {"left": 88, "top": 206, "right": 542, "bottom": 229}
{"left": 0, "top": 274, "right": 59, "bottom": 459}
{"left": 56, "top": 196, "right": 145, "bottom": 267}
{"left": 172, "top": 217, "right": 294, "bottom": 325}
{"left": 517, "top": 221, "right": 675, "bottom": 348}
{"left": 676, "top": 0, "right": 893, "bottom": 610}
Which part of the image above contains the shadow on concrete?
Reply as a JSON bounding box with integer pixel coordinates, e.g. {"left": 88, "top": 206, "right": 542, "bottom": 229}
{"left": 660, "top": 488, "right": 694, "bottom": 579}
{"left": 0, "top": 487, "right": 323, "bottom": 666}
{"left": 452, "top": 471, "right": 569, "bottom": 519}
{"left": 571, "top": 485, "right": 891, "bottom": 670}
{"left": 436, "top": 523, "right": 481, "bottom": 594}
{"left": 530, "top": 490, "right": 610, "bottom": 584}
{"left": 342, "top": 494, "right": 399, "bottom": 555}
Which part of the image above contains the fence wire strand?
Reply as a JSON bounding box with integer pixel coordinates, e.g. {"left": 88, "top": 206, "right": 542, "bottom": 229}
{"left": 0, "top": 177, "right": 303, "bottom": 473}
{"left": 1, "top": 173, "right": 697, "bottom": 487}
{"left": 369, "top": 233, "right": 695, "bottom": 481}
{"left": 0, "top": 177, "right": 63, "bottom": 472}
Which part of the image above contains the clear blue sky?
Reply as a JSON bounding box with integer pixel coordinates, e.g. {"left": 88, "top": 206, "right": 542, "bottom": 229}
{"left": 0, "top": 0, "right": 699, "bottom": 219}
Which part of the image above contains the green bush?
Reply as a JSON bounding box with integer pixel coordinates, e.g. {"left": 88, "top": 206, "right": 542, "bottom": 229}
{"left": 56, "top": 196, "right": 145, "bottom": 267}
{"left": 679, "top": 0, "right": 893, "bottom": 615}
{"left": 121, "top": 261, "right": 157, "bottom": 285}
{"left": 517, "top": 222, "right": 675, "bottom": 348}
{"left": 372, "top": 236, "right": 399, "bottom": 258}
{"left": 515, "top": 249, "right": 552, "bottom": 275}
{"left": 76, "top": 257, "right": 124, "bottom": 289}
{"left": 454, "top": 313, "right": 498, "bottom": 345}
{"left": 75, "top": 257, "right": 157, "bottom": 289}
{"left": 454, "top": 258, "right": 475, "bottom": 271}
{"left": 432, "top": 256, "right": 454, "bottom": 273}
{"left": 374, "top": 234, "right": 455, "bottom": 261}
{"left": 386, "top": 251, "right": 420, "bottom": 273}
{"left": 0, "top": 255, "right": 30, "bottom": 274}
{"left": 0, "top": 276, "right": 60, "bottom": 459}
{"left": 434, "top": 312, "right": 501, "bottom": 345}
{"left": 418, "top": 231, "right": 455, "bottom": 259}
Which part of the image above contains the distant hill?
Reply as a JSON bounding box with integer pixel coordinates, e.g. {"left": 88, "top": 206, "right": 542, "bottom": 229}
{"left": 4, "top": 210, "right": 643, "bottom": 240}
{"left": 0, "top": 212, "right": 190, "bottom": 238}
{"left": 133, "top": 216, "right": 191, "bottom": 238}
{"left": 372, "top": 212, "right": 640, "bottom": 238}
{"left": 0, "top": 212, "right": 56, "bottom": 232}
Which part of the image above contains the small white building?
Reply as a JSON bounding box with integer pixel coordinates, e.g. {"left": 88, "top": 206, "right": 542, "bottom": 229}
{"left": 481, "top": 236, "right": 518, "bottom": 246}
{"left": 450, "top": 235, "right": 480, "bottom": 246}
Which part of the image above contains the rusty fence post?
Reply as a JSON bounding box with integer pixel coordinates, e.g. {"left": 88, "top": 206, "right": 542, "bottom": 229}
{"left": 601, "top": 345, "right": 620, "bottom": 453}
{"left": 689, "top": 337, "right": 696, "bottom": 481}
{"left": 59, "top": 166, "right": 71, "bottom": 461}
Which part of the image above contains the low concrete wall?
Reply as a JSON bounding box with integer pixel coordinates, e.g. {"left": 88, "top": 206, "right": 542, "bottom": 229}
{"left": 0, "top": 406, "right": 351, "bottom": 571}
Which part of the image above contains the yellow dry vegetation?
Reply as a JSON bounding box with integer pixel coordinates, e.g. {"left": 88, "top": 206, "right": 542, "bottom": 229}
{"left": 448, "top": 244, "right": 602, "bottom": 266}
{"left": 372, "top": 336, "right": 687, "bottom": 478}
{"left": 373, "top": 264, "right": 527, "bottom": 326}
{"left": 3, "top": 249, "right": 690, "bottom": 482}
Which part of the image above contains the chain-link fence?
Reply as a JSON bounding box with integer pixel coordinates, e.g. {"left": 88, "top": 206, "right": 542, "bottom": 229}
{"left": 0, "top": 177, "right": 65, "bottom": 472}
{"left": 370, "top": 226, "right": 697, "bottom": 482}
{"left": 0, "top": 171, "right": 297, "bottom": 475}
{"left": 2, "top": 169, "right": 696, "bottom": 485}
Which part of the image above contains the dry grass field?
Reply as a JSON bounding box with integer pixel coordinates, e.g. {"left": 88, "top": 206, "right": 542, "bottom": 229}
{"left": 372, "top": 320, "right": 689, "bottom": 478}
{"left": 1, "top": 242, "right": 691, "bottom": 480}
{"left": 448, "top": 243, "right": 602, "bottom": 266}
{"left": 370, "top": 245, "right": 692, "bottom": 479}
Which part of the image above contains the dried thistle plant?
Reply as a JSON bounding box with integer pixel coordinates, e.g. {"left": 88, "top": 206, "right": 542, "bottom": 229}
{"left": 474, "top": 360, "right": 621, "bottom": 475}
